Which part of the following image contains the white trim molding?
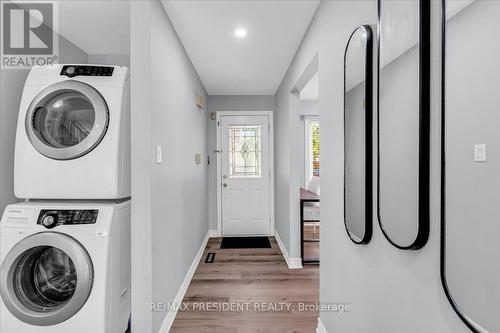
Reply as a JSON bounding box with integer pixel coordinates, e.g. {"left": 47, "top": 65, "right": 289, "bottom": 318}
{"left": 316, "top": 318, "right": 327, "bottom": 333}
{"left": 159, "top": 231, "right": 213, "bottom": 332}
{"left": 275, "top": 230, "right": 302, "bottom": 269}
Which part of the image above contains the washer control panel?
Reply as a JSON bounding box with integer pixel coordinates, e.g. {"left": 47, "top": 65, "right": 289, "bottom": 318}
{"left": 37, "top": 210, "right": 98, "bottom": 229}
{"left": 60, "top": 65, "right": 114, "bottom": 78}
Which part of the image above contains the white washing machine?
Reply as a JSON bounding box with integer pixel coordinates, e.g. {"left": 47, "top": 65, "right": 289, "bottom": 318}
{"left": 0, "top": 201, "right": 130, "bottom": 333}
{"left": 14, "top": 64, "right": 130, "bottom": 200}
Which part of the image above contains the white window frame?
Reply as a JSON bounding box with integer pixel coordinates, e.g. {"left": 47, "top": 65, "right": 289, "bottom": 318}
{"left": 304, "top": 116, "right": 319, "bottom": 185}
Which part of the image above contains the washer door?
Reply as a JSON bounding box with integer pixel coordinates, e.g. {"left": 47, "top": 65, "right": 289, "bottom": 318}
{"left": 0, "top": 232, "right": 94, "bottom": 326}
{"left": 25, "top": 81, "right": 109, "bottom": 160}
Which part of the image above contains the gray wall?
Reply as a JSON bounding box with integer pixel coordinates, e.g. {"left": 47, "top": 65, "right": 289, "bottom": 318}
{"left": 0, "top": 70, "right": 25, "bottom": 212}
{"left": 274, "top": 88, "right": 292, "bottom": 255}
{"left": 131, "top": 1, "right": 209, "bottom": 331}
{"left": 275, "top": 0, "right": 470, "bottom": 331}
{"left": 88, "top": 54, "right": 130, "bottom": 67}
{"left": 207, "top": 95, "right": 275, "bottom": 232}
{"left": 0, "top": 35, "right": 88, "bottom": 213}
{"left": 300, "top": 100, "right": 319, "bottom": 116}
{"left": 130, "top": 1, "right": 153, "bottom": 331}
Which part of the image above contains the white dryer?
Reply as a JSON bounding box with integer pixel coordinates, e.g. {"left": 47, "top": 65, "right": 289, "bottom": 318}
{"left": 0, "top": 201, "right": 130, "bottom": 333}
{"left": 14, "top": 64, "right": 130, "bottom": 200}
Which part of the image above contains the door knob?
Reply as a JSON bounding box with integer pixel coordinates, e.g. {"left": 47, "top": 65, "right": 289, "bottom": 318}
{"left": 223, "top": 183, "right": 228, "bottom": 188}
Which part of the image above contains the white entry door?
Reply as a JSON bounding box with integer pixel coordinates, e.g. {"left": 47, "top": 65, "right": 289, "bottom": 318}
{"left": 220, "top": 115, "right": 271, "bottom": 236}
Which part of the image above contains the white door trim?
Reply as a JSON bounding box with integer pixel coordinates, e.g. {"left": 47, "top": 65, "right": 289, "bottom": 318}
{"left": 215, "top": 111, "right": 274, "bottom": 237}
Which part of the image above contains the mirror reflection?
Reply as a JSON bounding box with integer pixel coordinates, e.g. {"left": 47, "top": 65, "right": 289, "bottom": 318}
{"left": 344, "top": 25, "right": 373, "bottom": 245}
{"left": 377, "top": 0, "right": 429, "bottom": 249}
{"left": 443, "top": 0, "right": 500, "bottom": 332}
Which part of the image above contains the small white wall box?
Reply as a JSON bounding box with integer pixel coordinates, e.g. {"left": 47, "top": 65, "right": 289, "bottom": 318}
{"left": 156, "top": 145, "right": 163, "bottom": 164}
{"left": 474, "top": 144, "right": 487, "bottom": 162}
{"left": 195, "top": 153, "right": 202, "bottom": 165}
{"left": 196, "top": 96, "right": 204, "bottom": 109}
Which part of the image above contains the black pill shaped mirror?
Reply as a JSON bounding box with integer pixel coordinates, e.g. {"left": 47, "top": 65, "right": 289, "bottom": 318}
{"left": 344, "top": 25, "right": 373, "bottom": 245}
{"left": 377, "top": 0, "right": 430, "bottom": 249}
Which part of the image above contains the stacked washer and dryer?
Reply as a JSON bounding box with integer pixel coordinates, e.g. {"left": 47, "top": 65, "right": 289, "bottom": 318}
{"left": 0, "top": 65, "right": 131, "bottom": 333}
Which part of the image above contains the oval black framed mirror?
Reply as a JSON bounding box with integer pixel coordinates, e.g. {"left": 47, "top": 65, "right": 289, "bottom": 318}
{"left": 442, "top": 0, "right": 500, "bottom": 332}
{"left": 344, "top": 25, "right": 373, "bottom": 245}
{"left": 377, "top": 0, "right": 430, "bottom": 250}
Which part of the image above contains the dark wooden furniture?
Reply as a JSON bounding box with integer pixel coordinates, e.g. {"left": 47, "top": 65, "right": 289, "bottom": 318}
{"left": 300, "top": 188, "right": 320, "bottom": 265}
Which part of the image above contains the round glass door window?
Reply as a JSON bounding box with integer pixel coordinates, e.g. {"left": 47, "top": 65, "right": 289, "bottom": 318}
{"left": 33, "top": 93, "right": 95, "bottom": 148}
{"left": 14, "top": 246, "right": 77, "bottom": 311}
{"left": 26, "top": 81, "right": 109, "bottom": 160}
{"left": 0, "top": 233, "right": 94, "bottom": 326}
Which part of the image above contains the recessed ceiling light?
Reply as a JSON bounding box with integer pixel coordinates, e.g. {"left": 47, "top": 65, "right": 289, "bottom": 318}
{"left": 234, "top": 28, "right": 247, "bottom": 38}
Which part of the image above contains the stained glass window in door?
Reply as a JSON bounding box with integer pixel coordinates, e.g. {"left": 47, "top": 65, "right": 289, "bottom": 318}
{"left": 228, "top": 125, "right": 262, "bottom": 178}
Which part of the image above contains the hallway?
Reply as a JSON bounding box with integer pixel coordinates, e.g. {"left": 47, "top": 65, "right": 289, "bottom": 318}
{"left": 171, "top": 238, "right": 319, "bottom": 333}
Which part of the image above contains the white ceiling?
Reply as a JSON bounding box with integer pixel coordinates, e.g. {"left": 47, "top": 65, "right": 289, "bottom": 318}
{"left": 300, "top": 72, "right": 318, "bottom": 101}
{"left": 163, "top": 0, "right": 319, "bottom": 95}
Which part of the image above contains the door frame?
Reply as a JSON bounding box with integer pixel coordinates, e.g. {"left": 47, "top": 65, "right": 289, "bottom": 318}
{"left": 215, "top": 111, "right": 275, "bottom": 237}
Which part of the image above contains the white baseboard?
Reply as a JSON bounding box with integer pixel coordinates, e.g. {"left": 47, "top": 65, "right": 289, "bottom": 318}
{"left": 274, "top": 230, "right": 302, "bottom": 269}
{"left": 158, "top": 231, "right": 210, "bottom": 333}
{"left": 316, "top": 318, "right": 327, "bottom": 333}
{"left": 207, "top": 229, "right": 218, "bottom": 238}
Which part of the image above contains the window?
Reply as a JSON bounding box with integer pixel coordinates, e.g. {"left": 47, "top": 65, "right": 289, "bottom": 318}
{"left": 304, "top": 118, "right": 320, "bottom": 181}
{"left": 228, "top": 125, "right": 262, "bottom": 178}
{"left": 311, "top": 123, "right": 320, "bottom": 177}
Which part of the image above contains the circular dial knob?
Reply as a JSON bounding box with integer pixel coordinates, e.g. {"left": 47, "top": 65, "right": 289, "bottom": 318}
{"left": 41, "top": 215, "right": 57, "bottom": 229}
{"left": 66, "top": 66, "right": 76, "bottom": 76}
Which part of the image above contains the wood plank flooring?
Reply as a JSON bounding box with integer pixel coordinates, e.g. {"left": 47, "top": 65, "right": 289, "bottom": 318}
{"left": 170, "top": 237, "right": 319, "bottom": 333}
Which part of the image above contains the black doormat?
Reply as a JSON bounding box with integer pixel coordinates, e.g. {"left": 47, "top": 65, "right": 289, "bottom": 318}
{"left": 220, "top": 237, "right": 271, "bottom": 249}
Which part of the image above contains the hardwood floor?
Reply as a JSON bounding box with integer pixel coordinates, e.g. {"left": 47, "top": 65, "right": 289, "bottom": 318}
{"left": 170, "top": 237, "right": 319, "bottom": 333}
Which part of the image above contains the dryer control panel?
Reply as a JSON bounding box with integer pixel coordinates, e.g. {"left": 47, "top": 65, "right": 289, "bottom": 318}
{"left": 61, "top": 65, "right": 114, "bottom": 78}
{"left": 37, "top": 210, "right": 99, "bottom": 229}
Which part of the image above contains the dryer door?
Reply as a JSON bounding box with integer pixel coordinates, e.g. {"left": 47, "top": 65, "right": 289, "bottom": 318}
{"left": 25, "top": 80, "right": 109, "bottom": 160}
{"left": 0, "top": 232, "right": 94, "bottom": 326}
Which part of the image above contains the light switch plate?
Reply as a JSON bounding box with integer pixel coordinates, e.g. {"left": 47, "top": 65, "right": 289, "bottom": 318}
{"left": 156, "top": 145, "right": 163, "bottom": 164}
{"left": 474, "top": 144, "right": 487, "bottom": 162}
{"left": 195, "top": 153, "right": 202, "bottom": 165}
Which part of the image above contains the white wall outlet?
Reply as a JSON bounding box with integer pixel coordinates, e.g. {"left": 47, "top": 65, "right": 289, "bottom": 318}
{"left": 156, "top": 145, "right": 163, "bottom": 164}
{"left": 474, "top": 144, "right": 487, "bottom": 162}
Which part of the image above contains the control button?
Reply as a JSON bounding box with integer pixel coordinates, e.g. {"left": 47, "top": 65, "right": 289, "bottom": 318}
{"left": 66, "top": 66, "right": 76, "bottom": 75}
{"left": 42, "top": 215, "right": 57, "bottom": 229}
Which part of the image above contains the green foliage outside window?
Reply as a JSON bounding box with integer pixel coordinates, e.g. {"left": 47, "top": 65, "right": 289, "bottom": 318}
{"left": 312, "top": 125, "right": 320, "bottom": 177}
